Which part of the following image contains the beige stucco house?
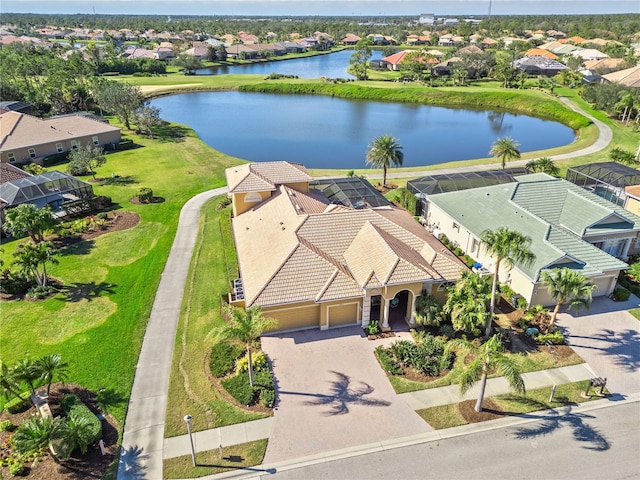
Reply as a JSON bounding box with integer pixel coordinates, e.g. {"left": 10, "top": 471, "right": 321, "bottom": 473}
{"left": 0, "top": 111, "right": 122, "bottom": 165}
{"left": 226, "top": 162, "right": 467, "bottom": 332}
{"left": 425, "top": 173, "right": 640, "bottom": 307}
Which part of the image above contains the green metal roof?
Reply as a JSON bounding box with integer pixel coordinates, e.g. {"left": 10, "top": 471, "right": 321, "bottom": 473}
{"left": 428, "top": 174, "right": 634, "bottom": 281}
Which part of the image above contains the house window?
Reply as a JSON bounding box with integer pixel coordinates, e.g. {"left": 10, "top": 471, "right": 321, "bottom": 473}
{"left": 92, "top": 135, "right": 99, "bottom": 146}
{"left": 56, "top": 143, "right": 64, "bottom": 153}
{"left": 70, "top": 140, "right": 78, "bottom": 150}
{"left": 470, "top": 237, "right": 479, "bottom": 254}
{"left": 452, "top": 222, "right": 460, "bottom": 232}
{"left": 437, "top": 281, "right": 455, "bottom": 291}
{"left": 28, "top": 148, "right": 36, "bottom": 159}
{"left": 244, "top": 192, "right": 262, "bottom": 203}
{"left": 7, "top": 152, "right": 15, "bottom": 162}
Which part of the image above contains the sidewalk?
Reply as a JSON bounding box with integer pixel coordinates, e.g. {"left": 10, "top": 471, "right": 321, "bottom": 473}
{"left": 163, "top": 363, "right": 597, "bottom": 460}
{"left": 400, "top": 363, "right": 597, "bottom": 410}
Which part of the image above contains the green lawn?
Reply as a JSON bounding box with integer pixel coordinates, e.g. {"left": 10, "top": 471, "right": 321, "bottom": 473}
{"left": 0, "top": 125, "right": 240, "bottom": 423}
{"left": 388, "top": 347, "right": 585, "bottom": 394}
{"left": 417, "top": 380, "right": 602, "bottom": 429}
{"left": 629, "top": 309, "right": 640, "bottom": 321}
{"left": 164, "top": 197, "right": 268, "bottom": 438}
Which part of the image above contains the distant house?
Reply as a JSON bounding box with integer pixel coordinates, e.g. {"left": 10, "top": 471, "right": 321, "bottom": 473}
{"left": 0, "top": 111, "right": 121, "bottom": 165}
{"left": 513, "top": 56, "right": 568, "bottom": 77}
{"left": 418, "top": 13, "right": 435, "bottom": 26}
{"left": 182, "top": 44, "right": 210, "bottom": 59}
{"left": 225, "top": 44, "right": 259, "bottom": 59}
{"left": 583, "top": 58, "right": 627, "bottom": 75}
{"left": 524, "top": 48, "right": 558, "bottom": 60}
{"left": 603, "top": 65, "right": 640, "bottom": 88}
{"left": 341, "top": 34, "right": 360, "bottom": 45}
{"left": 457, "top": 45, "right": 483, "bottom": 55}
{"left": 571, "top": 49, "right": 609, "bottom": 61}
{"left": 274, "top": 41, "right": 306, "bottom": 54}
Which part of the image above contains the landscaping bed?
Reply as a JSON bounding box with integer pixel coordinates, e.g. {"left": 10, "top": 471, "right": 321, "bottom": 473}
{"left": 0, "top": 383, "right": 119, "bottom": 480}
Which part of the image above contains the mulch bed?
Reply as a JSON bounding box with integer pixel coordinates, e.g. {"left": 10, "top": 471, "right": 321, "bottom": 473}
{"left": 367, "top": 332, "right": 396, "bottom": 340}
{"left": 49, "top": 211, "right": 140, "bottom": 249}
{"left": 458, "top": 398, "right": 504, "bottom": 423}
{"left": 0, "top": 383, "right": 119, "bottom": 480}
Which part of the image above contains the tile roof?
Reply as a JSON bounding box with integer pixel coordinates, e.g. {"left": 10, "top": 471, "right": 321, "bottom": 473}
{"left": 0, "top": 163, "right": 31, "bottom": 183}
{"left": 0, "top": 111, "right": 120, "bottom": 152}
{"left": 428, "top": 174, "right": 635, "bottom": 281}
{"left": 233, "top": 183, "right": 466, "bottom": 308}
{"left": 225, "top": 161, "right": 312, "bottom": 194}
{"left": 603, "top": 65, "right": 640, "bottom": 88}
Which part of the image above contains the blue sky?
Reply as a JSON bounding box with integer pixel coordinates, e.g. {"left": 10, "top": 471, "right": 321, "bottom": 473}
{"left": 3, "top": 1, "right": 639, "bottom": 16}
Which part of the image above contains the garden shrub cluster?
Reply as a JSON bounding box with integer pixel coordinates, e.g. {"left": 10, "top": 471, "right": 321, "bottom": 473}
{"left": 209, "top": 341, "right": 244, "bottom": 378}
{"left": 376, "top": 333, "right": 453, "bottom": 377}
{"left": 137, "top": 187, "right": 154, "bottom": 203}
{"left": 374, "top": 346, "right": 403, "bottom": 375}
{"left": 60, "top": 395, "right": 102, "bottom": 445}
{"left": 534, "top": 331, "right": 565, "bottom": 345}
{"left": 221, "top": 369, "right": 275, "bottom": 407}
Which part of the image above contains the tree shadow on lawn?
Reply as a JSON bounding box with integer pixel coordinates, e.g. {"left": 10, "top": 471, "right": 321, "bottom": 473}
{"left": 59, "top": 281, "right": 116, "bottom": 302}
{"left": 96, "top": 387, "right": 128, "bottom": 414}
{"left": 513, "top": 406, "right": 611, "bottom": 451}
{"left": 154, "top": 123, "right": 190, "bottom": 143}
{"left": 58, "top": 239, "right": 96, "bottom": 256}
{"left": 99, "top": 175, "right": 139, "bottom": 186}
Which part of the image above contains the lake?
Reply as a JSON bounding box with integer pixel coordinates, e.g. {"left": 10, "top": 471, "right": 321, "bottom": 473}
{"left": 195, "top": 50, "right": 383, "bottom": 78}
{"left": 150, "top": 90, "right": 576, "bottom": 169}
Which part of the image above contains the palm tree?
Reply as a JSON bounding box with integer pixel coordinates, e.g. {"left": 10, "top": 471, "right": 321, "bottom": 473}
{"left": 540, "top": 268, "right": 597, "bottom": 329}
{"left": 615, "top": 91, "right": 636, "bottom": 125}
{"left": 443, "top": 271, "right": 493, "bottom": 336}
{"left": 34, "top": 353, "right": 69, "bottom": 396}
{"left": 525, "top": 157, "right": 559, "bottom": 176}
{"left": 12, "top": 241, "right": 59, "bottom": 287}
{"left": 13, "top": 359, "right": 39, "bottom": 396}
{"left": 489, "top": 136, "right": 521, "bottom": 169}
{"left": 12, "top": 415, "right": 66, "bottom": 457}
{"left": 480, "top": 227, "right": 536, "bottom": 338}
{"left": 446, "top": 335, "right": 525, "bottom": 412}
{"left": 3, "top": 204, "right": 56, "bottom": 243}
{"left": 218, "top": 306, "right": 278, "bottom": 387}
{"left": 365, "top": 134, "right": 404, "bottom": 187}
{"left": 0, "top": 360, "right": 27, "bottom": 403}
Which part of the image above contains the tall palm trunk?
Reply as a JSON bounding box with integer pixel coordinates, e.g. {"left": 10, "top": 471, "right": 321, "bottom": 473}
{"left": 247, "top": 344, "right": 255, "bottom": 387}
{"left": 486, "top": 259, "right": 501, "bottom": 338}
{"left": 475, "top": 370, "right": 488, "bottom": 412}
{"left": 549, "top": 301, "right": 562, "bottom": 329}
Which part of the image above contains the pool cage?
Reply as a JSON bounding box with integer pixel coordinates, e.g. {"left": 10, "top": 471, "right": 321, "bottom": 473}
{"left": 565, "top": 162, "right": 640, "bottom": 207}
{"left": 0, "top": 171, "right": 94, "bottom": 212}
{"left": 407, "top": 168, "right": 528, "bottom": 216}
{"left": 310, "top": 176, "right": 392, "bottom": 209}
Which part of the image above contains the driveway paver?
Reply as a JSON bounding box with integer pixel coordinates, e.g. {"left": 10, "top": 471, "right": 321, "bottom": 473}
{"left": 261, "top": 326, "right": 432, "bottom": 463}
{"left": 558, "top": 296, "right": 640, "bottom": 396}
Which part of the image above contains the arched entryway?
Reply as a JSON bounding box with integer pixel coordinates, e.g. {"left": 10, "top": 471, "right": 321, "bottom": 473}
{"left": 387, "top": 290, "right": 415, "bottom": 331}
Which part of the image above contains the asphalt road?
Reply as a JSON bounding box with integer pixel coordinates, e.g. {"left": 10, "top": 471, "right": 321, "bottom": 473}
{"left": 260, "top": 401, "right": 640, "bottom": 480}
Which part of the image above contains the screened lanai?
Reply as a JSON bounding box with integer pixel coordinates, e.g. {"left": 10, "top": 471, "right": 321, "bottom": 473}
{"left": 407, "top": 168, "right": 528, "bottom": 216}
{"left": 310, "top": 176, "right": 392, "bottom": 209}
{"left": 565, "top": 162, "right": 640, "bottom": 207}
{"left": 0, "top": 171, "right": 94, "bottom": 212}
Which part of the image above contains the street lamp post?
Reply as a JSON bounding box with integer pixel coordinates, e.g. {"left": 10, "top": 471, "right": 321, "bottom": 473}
{"left": 184, "top": 414, "right": 196, "bottom": 466}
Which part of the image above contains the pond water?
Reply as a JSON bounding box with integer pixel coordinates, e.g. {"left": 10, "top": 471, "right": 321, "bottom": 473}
{"left": 150, "top": 90, "right": 576, "bottom": 169}
{"left": 196, "top": 49, "right": 383, "bottom": 78}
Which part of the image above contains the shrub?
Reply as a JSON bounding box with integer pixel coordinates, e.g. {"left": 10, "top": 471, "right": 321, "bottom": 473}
{"left": 516, "top": 297, "right": 528, "bottom": 310}
{"left": 534, "top": 331, "right": 565, "bottom": 345}
{"left": 439, "top": 234, "right": 450, "bottom": 247}
{"left": 96, "top": 212, "right": 109, "bottom": 221}
{"left": 0, "top": 420, "right": 14, "bottom": 432}
{"left": 60, "top": 395, "right": 102, "bottom": 445}
{"left": 366, "top": 320, "right": 380, "bottom": 335}
{"left": 374, "top": 346, "right": 403, "bottom": 375}
{"left": 0, "top": 270, "right": 31, "bottom": 295}
{"left": 89, "top": 195, "right": 112, "bottom": 210}
{"left": 613, "top": 287, "right": 631, "bottom": 301}
{"left": 627, "top": 262, "right": 640, "bottom": 281}
{"left": 453, "top": 247, "right": 463, "bottom": 257}
{"left": 463, "top": 254, "right": 475, "bottom": 268}
{"left": 67, "top": 158, "right": 90, "bottom": 176}
{"left": 439, "top": 324, "right": 456, "bottom": 339}
{"left": 25, "top": 285, "right": 56, "bottom": 300}
{"left": 5, "top": 396, "right": 30, "bottom": 414}
{"left": 259, "top": 388, "right": 275, "bottom": 408}
{"left": 137, "top": 187, "right": 153, "bottom": 203}
{"left": 209, "top": 341, "right": 244, "bottom": 378}
{"left": 234, "top": 351, "right": 267, "bottom": 375}
{"left": 9, "top": 459, "right": 25, "bottom": 476}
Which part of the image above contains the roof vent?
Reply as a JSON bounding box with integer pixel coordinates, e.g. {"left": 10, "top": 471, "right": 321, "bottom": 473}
{"left": 485, "top": 192, "right": 490, "bottom": 196}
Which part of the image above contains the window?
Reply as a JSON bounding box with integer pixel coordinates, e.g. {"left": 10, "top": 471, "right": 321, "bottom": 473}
{"left": 244, "top": 192, "right": 262, "bottom": 203}
{"left": 452, "top": 222, "right": 460, "bottom": 232}
{"left": 56, "top": 143, "right": 64, "bottom": 153}
{"left": 28, "top": 148, "right": 36, "bottom": 159}
{"left": 437, "top": 281, "right": 455, "bottom": 291}
{"left": 92, "top": 135, "right": 99, "bottom": 146}
{"left": 7, "top": 152, "right": 15, "bottom": 162}
{"left": 470, "top": 237, "right": 479, "bottom": 253}
{"left": 70, "top": 140, "right": 78, "bottom": 150}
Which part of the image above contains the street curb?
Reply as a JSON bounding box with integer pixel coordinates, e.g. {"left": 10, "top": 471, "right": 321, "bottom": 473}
{"left": 176, "top": 392, "right": 640, "bottom": 480}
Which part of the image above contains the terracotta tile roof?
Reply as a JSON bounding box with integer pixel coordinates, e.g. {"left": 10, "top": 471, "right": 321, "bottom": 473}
{"left": 0, "top": 163, "right": 31, "bottom": 183}
{"left": 525, "top": 48, "right": 558, "bottom": 60}
{"left": 225, "top": 161, "right": 312, "bottom": 193}
{"left": 0, "top": 111, "right": 120, "bottom": 152}
{"left": 233, "top": 182, "right": 467, "bottom": 308}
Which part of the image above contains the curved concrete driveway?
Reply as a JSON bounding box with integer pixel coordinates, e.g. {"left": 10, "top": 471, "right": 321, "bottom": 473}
{"left": 117, "top": 186, "right": 228, "bottom": 480}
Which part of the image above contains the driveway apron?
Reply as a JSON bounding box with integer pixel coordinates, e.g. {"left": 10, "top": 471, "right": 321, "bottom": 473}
{"left": 261, "top": 326, "right": 432, "bottom": 463}
{"left": 558, "top": 296, "right": 640, "bottom": 396}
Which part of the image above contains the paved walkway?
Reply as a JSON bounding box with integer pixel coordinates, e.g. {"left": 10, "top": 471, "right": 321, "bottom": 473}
{"left": 162, "top": 362, "right": 597, "bottom": 460}
{"left": 117, "top": 187, "right": 228, "bottom": 480}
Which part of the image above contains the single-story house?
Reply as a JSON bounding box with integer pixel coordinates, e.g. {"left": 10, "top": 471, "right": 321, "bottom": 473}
{"left": 512, "top": 56, "right": 568, "bottom": 77}
{"left": 226, "top": 162, "right": 467, "bottom": 332}
{"left": 571, "top": 48, "right": 609, "bottom": 61}
{"left": 425, "top": 173, "right": 640, "bottom": 307}
{"left": 341, "top": 34, "right": 360, "bottom": 45}
{"left": 603, "top": 65, "right": 640, "bottom": 88}
{"left": 524, "top": 48, "right": 558, "bottom": 60}
{"left": 0, "top": 111, "right": 121, "bottom": 165}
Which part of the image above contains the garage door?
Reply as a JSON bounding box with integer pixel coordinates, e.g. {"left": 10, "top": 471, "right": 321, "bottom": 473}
{"left": 328, "top": 303, "right": 359, "bottom": 327}
{"left": 266, "top": 305, "right": 321, "bottom": 331}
